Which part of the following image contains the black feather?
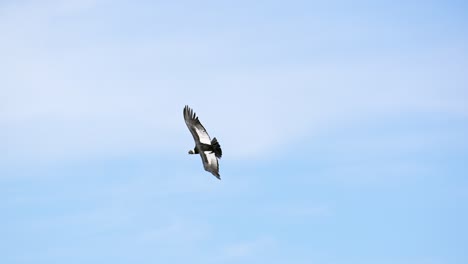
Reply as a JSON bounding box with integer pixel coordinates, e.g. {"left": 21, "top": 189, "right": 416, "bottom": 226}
{"left": 211, "top": 137, "right": 222, "bottom": 159}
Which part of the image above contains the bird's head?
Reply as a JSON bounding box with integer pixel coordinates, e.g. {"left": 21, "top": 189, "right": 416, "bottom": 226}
{"left": 188, "top": 150, "right": 195, "bottom": 154}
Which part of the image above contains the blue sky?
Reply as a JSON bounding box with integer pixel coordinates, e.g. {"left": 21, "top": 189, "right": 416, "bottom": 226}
{"left": 1, "top": 0, "right": 467, "bottom": 263}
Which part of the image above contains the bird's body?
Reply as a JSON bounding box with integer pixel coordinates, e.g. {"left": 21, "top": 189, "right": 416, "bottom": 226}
{"left": 183, "top": 105, "right": 222, "bottom": 179}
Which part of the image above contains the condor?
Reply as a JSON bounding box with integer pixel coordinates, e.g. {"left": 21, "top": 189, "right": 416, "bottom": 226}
{"left": 183, "top": 105, "right": 222, "bottom": 179}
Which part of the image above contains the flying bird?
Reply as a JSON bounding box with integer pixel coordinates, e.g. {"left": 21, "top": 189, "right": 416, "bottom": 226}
{"left": 183, "top": 105, "right": 223, "bottom": 179}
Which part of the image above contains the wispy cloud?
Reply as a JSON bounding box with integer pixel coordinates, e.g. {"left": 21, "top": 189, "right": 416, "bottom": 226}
{"left": 223, "top": 236, "right": 276, "bottom": 258}
{"left": 263, "top": 203, "right": 332, "bottom": 218}
{"left": 138, "top": 220, "right": 209, "bottom": 245}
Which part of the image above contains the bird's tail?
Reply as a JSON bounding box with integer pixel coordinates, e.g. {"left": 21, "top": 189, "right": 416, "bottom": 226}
{"left": 211, "top": 137, "right": 222, "bottom": 159}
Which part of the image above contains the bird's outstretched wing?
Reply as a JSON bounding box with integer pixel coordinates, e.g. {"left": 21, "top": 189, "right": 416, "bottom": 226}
{"left": 183, "top": 105, "right": 212, "bottom": 145}
{"left": 200, "top": 151, "right": 220, "bottom": 179}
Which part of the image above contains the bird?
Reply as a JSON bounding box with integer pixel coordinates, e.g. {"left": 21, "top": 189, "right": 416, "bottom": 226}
{"left": 183, "top": 105, "right": 223, "bottom": 179}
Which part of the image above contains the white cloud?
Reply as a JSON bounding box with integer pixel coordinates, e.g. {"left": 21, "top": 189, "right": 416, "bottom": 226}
{"left": 138, "top": 220, "right": 208, "bottom": 245}
{"left": 224, "top": 236, "right": 276, "bottom": 258}
{"left": 264, "top": 203, "right": 332, "bottom": 218}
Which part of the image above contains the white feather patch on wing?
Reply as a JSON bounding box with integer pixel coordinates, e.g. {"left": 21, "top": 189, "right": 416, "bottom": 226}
{"left": 202, "top": 151, "right": 218, "bottom": 171}
{"left": 195, "top": 126, "right": 211, "bottom": 145}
